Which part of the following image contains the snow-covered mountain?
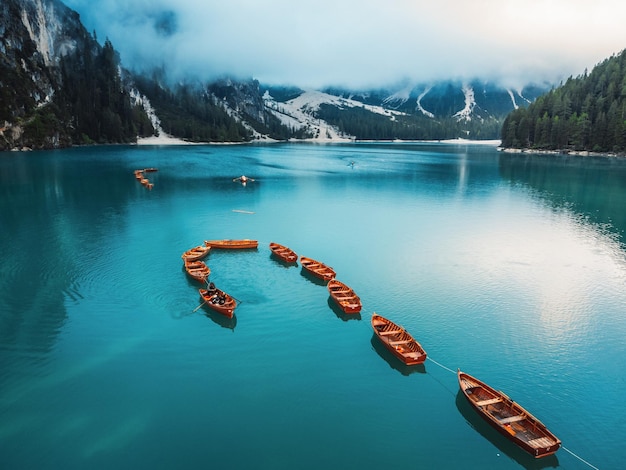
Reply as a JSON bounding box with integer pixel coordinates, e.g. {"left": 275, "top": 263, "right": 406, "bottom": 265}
{"left": 1, "top": 0, "right": 551, "bottom": 149}
{"left": 258, "top": 80, "right": 549, "bottom": 141}
{"left": 321, "top": 80, "right": 547, "bottom": 122}
{"left": 262, "top": 89, "right": 406, "bottom": 142}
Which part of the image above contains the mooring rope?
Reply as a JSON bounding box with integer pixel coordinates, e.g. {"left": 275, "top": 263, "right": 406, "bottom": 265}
{"left": 426, "top": 356, "right": 456, "bottom": 374}
{"left": 561, "top": 446, "right": 599, "bottom": 469}
{"left": 192, "top": 244, "right": 601, "bottom": 469}
{"left": 426, "top": 357, "right": 600, "bottom": 469}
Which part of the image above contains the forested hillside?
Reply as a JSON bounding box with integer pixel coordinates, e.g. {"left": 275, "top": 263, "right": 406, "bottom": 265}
{"left": 501, "top": 49, "right": 626, "bottom": 153}
{"left": 133, "top": 75, "right": 251, "bottom": 142}
{"left": 315, "top": 104, "right": 502, "bottom": 141}
{"left": 1, "top": 0, "right": 552, "bottom": 149}
{"left": 0, "top": 0, "right": 152, "bottom": 149}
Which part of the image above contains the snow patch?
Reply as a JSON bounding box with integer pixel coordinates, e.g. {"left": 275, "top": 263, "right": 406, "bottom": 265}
{"left": 453, "top": 84, "right": 475, "bottom": 121}
{"left": 440, "top": 138, "right": 501, "bottom": 145}
{"left": 264, "top": 90, "right": 406, "bottom": 142}
{"left": 131, "top": 89, "right": 162, "bottom": 135}
{"left": 136, "top": 135, "right": 193, "bottom": 145}
{"left": 416, "top": 86, "right": 435, "bottom": 118}
{"left": 382, "top": 83, "right": 413, "bottom": 107}
{"left": 507, "top": 89, "right": 519, "bottom": 110}
{"left": 517, "top": 90, "right": 531, "bottom": 105}
{"left": 131, "top": 89, "right": 193, "bottom": 145}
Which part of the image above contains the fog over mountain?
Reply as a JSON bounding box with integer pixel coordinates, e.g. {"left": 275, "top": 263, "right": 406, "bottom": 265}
{"left": 3, "top": 0, "right": 625, "bottom": 150}
{"left": 63, "top": 0, "right": 626, "bottom": 89}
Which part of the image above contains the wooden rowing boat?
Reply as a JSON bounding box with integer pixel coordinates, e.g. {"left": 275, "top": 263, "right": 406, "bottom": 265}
{"left": 184, "top": 259, "right": 211, "bottom": 283}
{"left": 269, "top": 242, "right": 298, "bottom": 264}
{"left": 327, "top": 279, "right": 362, "bottom": 313}
{"left": 204, "top": 239, "right": 259, "bottom": 249}
{"left": 457, "top": 370, "right": 561, "bottom": 458}
{"left": 371, "top": 313, "right": 427, "bottom": 365}
{"left": 300, "top": 256, "right": 336, "bottom": 282}
{"left": 199, "top": 283, "right": 237, "bottom": 318}
{"left": 181, "top": 245, "right": 211, "bottom": 262}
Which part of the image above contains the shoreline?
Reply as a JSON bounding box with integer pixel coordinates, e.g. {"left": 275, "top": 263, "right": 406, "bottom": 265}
{"left": 135, "top": 134, "right": 502, "bottom": 147}
{"left": 499, "top": 147, "right": 626, "bottom": 158}
{"left": 4, "top": 136, "right": 503, "bottom": 152}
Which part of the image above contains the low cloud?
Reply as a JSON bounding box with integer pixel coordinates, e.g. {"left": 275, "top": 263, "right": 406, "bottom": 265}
{"left": 65, "top": 0, "right": 626, "bottom": 89}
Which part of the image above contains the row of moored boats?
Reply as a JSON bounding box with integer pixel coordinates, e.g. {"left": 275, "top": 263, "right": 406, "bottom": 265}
{"left": 133, "top": 167, "right": 158, "bottom": 189}
{"left": 180, "top": 239, "right": 561, "bottom": 460}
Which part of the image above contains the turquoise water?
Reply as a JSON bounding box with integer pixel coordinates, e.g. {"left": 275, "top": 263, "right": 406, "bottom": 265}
{"left": 1, "top": 143, "right": 625, "bottom": 469}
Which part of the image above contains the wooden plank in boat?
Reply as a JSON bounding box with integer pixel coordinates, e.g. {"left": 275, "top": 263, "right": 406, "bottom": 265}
{"left": 499, "top": 415, "right": 525, "bottom": 424}
{"left": 475, "top": 398, "right": 503, "bottom": 406}
{"left": 389, "top": 339, "right": 413, "bottom": 345}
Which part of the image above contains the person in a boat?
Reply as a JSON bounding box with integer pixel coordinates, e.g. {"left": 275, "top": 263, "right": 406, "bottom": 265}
{"left": 233, "top": 175, "right": 255, "bottom": 183}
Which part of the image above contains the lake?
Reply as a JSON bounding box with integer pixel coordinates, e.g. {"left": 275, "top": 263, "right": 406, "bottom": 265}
{"left": 1, "top": 142, "right": 624, "bottom": 469}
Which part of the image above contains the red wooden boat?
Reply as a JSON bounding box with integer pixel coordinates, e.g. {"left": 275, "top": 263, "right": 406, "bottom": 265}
{"left": 181, "top": 245, "right": 211, "bottom": 262}
{"left": 184, "top": 259, "right": 211, "bottom": 283}
{"left": 204, "top": 239, "right": 258, "bottom": 249}
{"left": 199, "top": 283, "right": 237, "bottom": 318}
{"left": 458, "top": 370, "right": 561, "bottom": 458}
{"left": 371, "top": 313, "right": 427, "bottom": 365}
{"left": 300, "top": 256, "right": 336, "bottom": 282}
{"left": 327, "top": 279, "right": 362, "bottom": 313}
{"left": 269, "top": 242, "right": 298, "bottom": 263}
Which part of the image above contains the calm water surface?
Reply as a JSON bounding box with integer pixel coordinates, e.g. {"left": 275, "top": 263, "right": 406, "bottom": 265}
{"left": 1, "top": 143, "right": 625, "bottom": 469}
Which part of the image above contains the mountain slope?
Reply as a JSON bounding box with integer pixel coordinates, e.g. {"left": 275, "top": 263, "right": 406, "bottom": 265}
{"left": 1, "top": 0, "right": 550, "bottom": 149}
{"left": 0, "top": 0, "right": 152, "bottom": 149}
{"left": 259, "top": 80, "right": 548, "bottom": 141}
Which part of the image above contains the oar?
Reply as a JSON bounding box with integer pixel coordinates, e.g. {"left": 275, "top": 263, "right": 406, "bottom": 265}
{"left": 192, "top": 301, "right": 206, "bottom": 313}
{"left": 191, "top": 279, "right": 213, "bottom": 313}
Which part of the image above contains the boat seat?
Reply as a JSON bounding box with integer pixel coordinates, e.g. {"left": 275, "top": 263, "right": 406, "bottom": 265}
{"left": 528, "top": 437, "right": 555, "bottom": 447}
{"left": 499, "top": 415, "right": 525, "bottom": 424}
{"left": 389, "top": 339, "right": 412, "bottom": 345}
{"left": 379, "top": 329, "right": 402, "bottom": 335}
{"left": 475, "top": 398, "right": 503, "bottom": 406}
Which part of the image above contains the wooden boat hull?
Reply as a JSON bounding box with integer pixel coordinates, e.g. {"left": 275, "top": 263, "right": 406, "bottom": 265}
{"left": 371, "top": 313, "right": 427, "bottom": 365}
{"left": 300, "top": 256, "right": 336, "bottom": 282}
{"left": 204, "top": 239, "right": 258, "bottom": 249}
{"left": 184, "top": 260, "right": 211, "bottom": 283}
{"left": 199, "top": 287, "right": 236, "bottom": 318}
{"left": 181, "top": 245, "right": 211, "bottom": 262}
{"left": 269, "top": 242, "right": 298, "bottom": 263}
{"left": 327, "top": 279, "right": 362, "bottom": 313}
{"left": 458, "top": 370, "right": 561, "bottom": 458}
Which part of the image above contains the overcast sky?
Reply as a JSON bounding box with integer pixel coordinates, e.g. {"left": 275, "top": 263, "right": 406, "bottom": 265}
{"left": 64, "top": 0, "right": 626, "bottom": 89}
